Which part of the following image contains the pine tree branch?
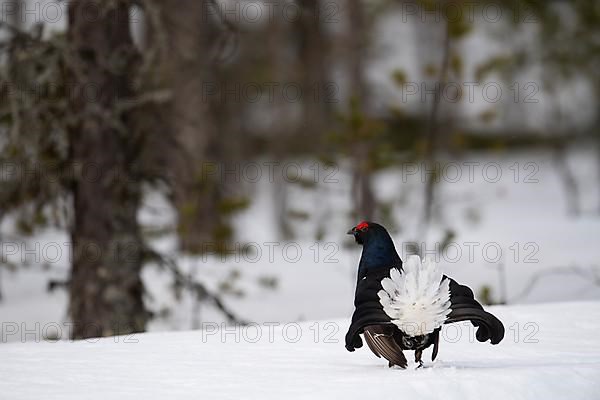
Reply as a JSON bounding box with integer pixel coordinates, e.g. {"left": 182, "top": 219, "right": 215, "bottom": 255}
{"left": 144, "top": 248, "right": 248, "bottom": 325}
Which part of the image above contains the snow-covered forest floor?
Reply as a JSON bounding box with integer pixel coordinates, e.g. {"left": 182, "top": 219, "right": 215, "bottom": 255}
{"left": 1, "top": 148, "right": 600, "bottom": 339}
{"left": 1, "top": 301, "right": 599, "bottom": 400}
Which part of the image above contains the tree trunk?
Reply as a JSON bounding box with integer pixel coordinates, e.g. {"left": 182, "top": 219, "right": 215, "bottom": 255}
{"left": 67, "top": 0, "right": 148, "bottom": 339}
{"left": 422, "top": 20, "right": 451, "bottom": 232}
{"left": 347, "top": 0, "right": 375, "bottom": 220}
{"left": 296, "top": 0, "right": 330, "bottom": 140}
{"left": 347, "top": 0, "right": 366, "bottom": 101}
{"left": 155, "top": 0, "right": 224, "bottom": 253}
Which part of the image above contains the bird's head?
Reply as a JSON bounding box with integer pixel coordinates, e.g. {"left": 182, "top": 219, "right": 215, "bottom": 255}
{"left": 346, "top": 221, "right": 390, "bottom": 245}
{"left": 347, "top": 220, "right": 370, "bottom": 244}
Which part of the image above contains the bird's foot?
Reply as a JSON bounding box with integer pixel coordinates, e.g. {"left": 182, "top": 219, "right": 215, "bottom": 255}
{"left": 414, "top": 349, "right": 423, "bottom": 369}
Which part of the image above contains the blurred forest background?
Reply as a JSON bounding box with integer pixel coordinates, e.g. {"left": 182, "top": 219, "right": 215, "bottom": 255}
{"left": 0, "top": 0, "right": 599, "bottom": 341}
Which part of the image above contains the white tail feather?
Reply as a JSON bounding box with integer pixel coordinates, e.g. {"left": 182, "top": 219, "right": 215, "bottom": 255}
{"left": 378, "top": 255, "right": 451, "bottom": 336}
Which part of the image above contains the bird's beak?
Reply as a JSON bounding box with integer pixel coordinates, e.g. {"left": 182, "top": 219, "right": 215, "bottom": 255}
{"left": 347, "top": 227, "right": 355, "bottom": 235}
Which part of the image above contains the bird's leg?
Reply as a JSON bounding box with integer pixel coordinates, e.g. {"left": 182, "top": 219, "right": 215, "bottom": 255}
{"left": 415, "top": 350, "right": 423, "bottom": 368}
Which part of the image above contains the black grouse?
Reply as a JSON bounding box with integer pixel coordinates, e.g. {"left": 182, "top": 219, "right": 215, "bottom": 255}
{"left": 345, "top": 221, "right": 505, "bottom": 368}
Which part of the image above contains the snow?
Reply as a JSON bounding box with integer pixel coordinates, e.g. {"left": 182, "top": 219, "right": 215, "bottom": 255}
{"left": 1, "top": 301, "right": 599, "bottom": 400}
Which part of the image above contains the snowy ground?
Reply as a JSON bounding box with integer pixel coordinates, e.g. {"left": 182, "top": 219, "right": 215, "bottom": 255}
{"left": 1, "top": 301, "right": 599, "bottom": 400}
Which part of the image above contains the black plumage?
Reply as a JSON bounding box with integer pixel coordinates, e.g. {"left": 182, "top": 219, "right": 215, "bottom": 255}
{"left": 345, "top": 221, "right": 505, "bottom": 368}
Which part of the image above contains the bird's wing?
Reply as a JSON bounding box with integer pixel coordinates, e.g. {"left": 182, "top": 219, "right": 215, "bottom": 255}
{"left": 345, "top": 268, "right": 394, "bottom": 352}
{"left": 363, "top": 325, "right": 407, "bottom": 368}
{"left": 431, "top": 329, "right": 440, "bottom": 361}
{"left": 444, "top": 277, "right": 505, "bottom": 344}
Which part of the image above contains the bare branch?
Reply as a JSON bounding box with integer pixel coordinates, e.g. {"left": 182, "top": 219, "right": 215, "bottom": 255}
{"left": 511, "top": 266, "right": 600, "bottom": 302}
{"left": 144, "top": 248, "right": 248, "bottom": 325}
